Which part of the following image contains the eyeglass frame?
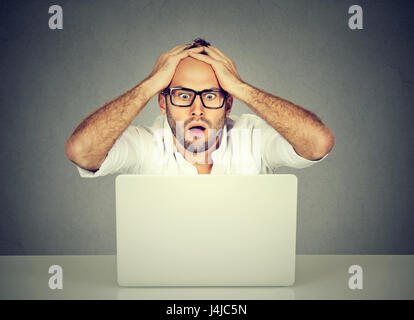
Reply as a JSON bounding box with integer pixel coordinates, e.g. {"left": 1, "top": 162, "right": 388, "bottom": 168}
{"left": 161, "top": 87, "right": 228, "bottom": 109}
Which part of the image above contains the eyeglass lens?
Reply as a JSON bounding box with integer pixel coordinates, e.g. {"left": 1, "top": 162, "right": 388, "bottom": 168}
{"left": 170, "top": 89, "right": 225, "bottom": 108}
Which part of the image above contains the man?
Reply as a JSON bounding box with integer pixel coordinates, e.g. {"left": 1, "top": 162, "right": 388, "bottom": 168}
{"left": 65, "top": 39, "right": 334, "bottom": 176}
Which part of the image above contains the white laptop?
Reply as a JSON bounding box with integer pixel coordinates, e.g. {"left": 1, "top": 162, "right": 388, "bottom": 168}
{"left": 115, "top": 174, "right": 298, "bottom": 287}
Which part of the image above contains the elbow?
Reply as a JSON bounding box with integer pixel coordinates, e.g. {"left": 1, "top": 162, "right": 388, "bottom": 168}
{"left": 312, "top": 128, "right": 335, "bottom": 160}
{"left": 64, "top": 138, "right": 102, "bottom": 171}
{"left": 65, "top": 138, "right": 79, "bottom": 164}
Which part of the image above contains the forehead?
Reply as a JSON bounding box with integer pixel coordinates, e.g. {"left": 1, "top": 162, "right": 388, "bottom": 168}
{"left": 170, "top": 57, "right": 220, "bottom": 90}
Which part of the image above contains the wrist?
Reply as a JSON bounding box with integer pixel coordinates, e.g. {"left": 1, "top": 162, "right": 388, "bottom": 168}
{"left": 229, "top": 80, "right": 251, "bottom": 102}
{"left": 137, "top": 77, "right": 159, "bottom": 102}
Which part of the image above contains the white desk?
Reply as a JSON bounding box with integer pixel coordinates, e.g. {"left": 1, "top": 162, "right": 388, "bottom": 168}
{"left": 0, "top": 255, "right": 412, "bottom": 299}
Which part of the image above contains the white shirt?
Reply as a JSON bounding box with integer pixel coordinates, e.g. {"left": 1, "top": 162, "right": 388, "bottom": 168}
{"left": 76, "top": 113, "right": 326, "bottom": 177}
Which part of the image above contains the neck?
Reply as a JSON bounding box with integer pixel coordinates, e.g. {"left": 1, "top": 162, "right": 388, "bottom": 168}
{"left": 173, "top": 135, "right": 220, "bottom": 167}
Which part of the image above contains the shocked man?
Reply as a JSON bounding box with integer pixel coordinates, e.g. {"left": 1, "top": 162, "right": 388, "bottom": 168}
{"left": 65, "top": 38, "right": 334, "bottom": 176}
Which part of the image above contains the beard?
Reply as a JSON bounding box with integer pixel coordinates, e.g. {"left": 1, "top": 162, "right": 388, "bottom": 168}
{"left": 166, "top": 106, "right": 226, "bottom": 154}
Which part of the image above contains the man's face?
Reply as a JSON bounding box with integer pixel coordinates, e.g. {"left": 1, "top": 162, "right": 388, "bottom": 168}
{"left": 159, "top": 56, "right": 232, "bottom": 155}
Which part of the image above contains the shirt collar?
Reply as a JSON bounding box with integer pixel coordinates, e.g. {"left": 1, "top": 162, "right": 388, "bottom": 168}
{"left": 162, "top": 115, "right": 228, "bottom": 161}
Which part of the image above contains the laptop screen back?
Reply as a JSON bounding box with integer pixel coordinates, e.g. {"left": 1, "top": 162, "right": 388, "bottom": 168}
{"left": 116, "top": 174, "right": 297, "bottom": 286}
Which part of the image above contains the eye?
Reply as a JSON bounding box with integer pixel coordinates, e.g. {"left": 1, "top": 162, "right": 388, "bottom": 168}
{"left": 179, "top": 93, "right": 191, "bottom": 100}
{"left": 204, "top": 93, "right": 216, "bottom": 100}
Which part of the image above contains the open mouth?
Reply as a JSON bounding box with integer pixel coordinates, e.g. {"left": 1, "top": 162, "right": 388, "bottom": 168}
{"left": 188, "top": 125, "right": 206, "bottom": 136}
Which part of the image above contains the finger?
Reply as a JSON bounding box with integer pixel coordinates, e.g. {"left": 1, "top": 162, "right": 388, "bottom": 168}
{"left": 207, "top": 46, "right": 236, "bottom": 67}
{"left": 167, "top": 44, "right": 189, "bottom": 55}
{"left": 169, "top": 46, "right": 204, "bottom": 65}
{"left": 183, "top": 40, "right": 198, "bottom": 49}
{"left": 170, "top": 45, "right": 204, "bottom": 59}
{"left": 207, "top": 46, "right": 228, "bottom": 59}
{"left": 202, "top": 47, "right": 226, "bottom": 63}
{"left": 174, "top": 46, "right": 204, "bottom": 59}
{"left": 203, "top": 48, "right": 238, "bottom": 75}
{"left": 183, "top": 46, "right": 205, "bottom": 54}
{"left": 187, "top": 52, "right": 219, "bottom": 66}
{"left": 166, "top": 42, "right": 199, "bottom": 56}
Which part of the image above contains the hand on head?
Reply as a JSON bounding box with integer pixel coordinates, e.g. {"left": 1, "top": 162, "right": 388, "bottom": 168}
{"left": 146, "top": 38, "right": 243, "bottom": 98}
{"left": 188, "top": 46, "right": 243, "bottom": 95}
{"left": 146, "top": 44, "right": 204, "bottom": 96}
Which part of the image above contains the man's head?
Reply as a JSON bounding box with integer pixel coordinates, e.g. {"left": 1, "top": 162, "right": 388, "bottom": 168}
{"left": 158, "top": 38, "right": 233, "bottom": 155}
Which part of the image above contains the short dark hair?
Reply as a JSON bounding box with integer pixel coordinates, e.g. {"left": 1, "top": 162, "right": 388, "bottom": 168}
{"left": 185, "top": 38, "right": 211, "bottom": 52}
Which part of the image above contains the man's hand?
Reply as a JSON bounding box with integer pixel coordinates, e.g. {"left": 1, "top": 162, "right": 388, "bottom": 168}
{"left": 188, "top": 47, "right": 244, "bottom": 97}
{"left": 145, "top": 44, "right": 205, "bottom": 98}
{"left": 65, "top": 44, "right": 204, "bottom": 171}
{"left": 190, "top": 45, "right": 334, "bottom": 161}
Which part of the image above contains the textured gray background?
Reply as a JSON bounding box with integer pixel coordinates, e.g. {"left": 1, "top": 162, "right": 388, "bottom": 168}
{"left": 0, "top": 0, "right": 413, "bottom": 255}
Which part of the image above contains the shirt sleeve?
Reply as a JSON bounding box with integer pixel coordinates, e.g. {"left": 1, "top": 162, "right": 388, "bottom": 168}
{"left": 254, "top": 115, "right": 328, "bottom": 170}
{"left": 76, "top": 126, "right": 144, "bottom": 178}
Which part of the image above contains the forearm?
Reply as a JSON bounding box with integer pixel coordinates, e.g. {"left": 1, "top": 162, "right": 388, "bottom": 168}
{"left": 234, "top": 82, "right": 335, "bottom": 160}
{"left": 65, "top": 78, "right": 154, "bottom": 170}
{"left": 186, "top": 45, "right": 334, "bottom": 160}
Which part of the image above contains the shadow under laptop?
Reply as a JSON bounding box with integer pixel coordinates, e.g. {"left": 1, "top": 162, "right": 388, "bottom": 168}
{"left": 116, "top": 286, "right": 295, "bottom": 300}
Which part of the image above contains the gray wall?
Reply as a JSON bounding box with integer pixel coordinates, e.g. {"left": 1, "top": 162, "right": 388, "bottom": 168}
{"left": 0, "top": 0, "right": 413, "bottom": 254}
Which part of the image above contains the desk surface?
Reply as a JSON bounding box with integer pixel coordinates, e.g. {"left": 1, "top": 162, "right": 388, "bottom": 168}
{"left": 0, "top": 255, "right": 412, "bottom": 300}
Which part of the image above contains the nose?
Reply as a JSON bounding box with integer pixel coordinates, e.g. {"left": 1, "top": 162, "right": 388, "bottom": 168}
{"left": 190, "top": 94, "right": 204, "bottom": 116}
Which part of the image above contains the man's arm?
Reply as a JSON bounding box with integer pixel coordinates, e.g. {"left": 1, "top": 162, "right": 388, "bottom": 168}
{"left": 65, "top": 44, "right": 204, "bottom": 171}
{"left": 64, "top": 81, "right": 151, "bottom": 171}
{"left": 189, "top": 47, "right": 335, "bottom": 161}
{"left": 234, "top": 83, "right": 334, "bottom": 160}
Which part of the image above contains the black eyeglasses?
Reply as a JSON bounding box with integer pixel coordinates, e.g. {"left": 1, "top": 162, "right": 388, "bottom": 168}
{"left": 162, "top": 87, "right": 228, "bottom": 109}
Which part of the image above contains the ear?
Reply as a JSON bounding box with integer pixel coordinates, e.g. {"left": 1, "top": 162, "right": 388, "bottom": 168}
{"left": 158, "top": 93, "right": 167, "bottom": 116}
{"left": 225, "top": 95, "right": 233, "bottom": 117}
